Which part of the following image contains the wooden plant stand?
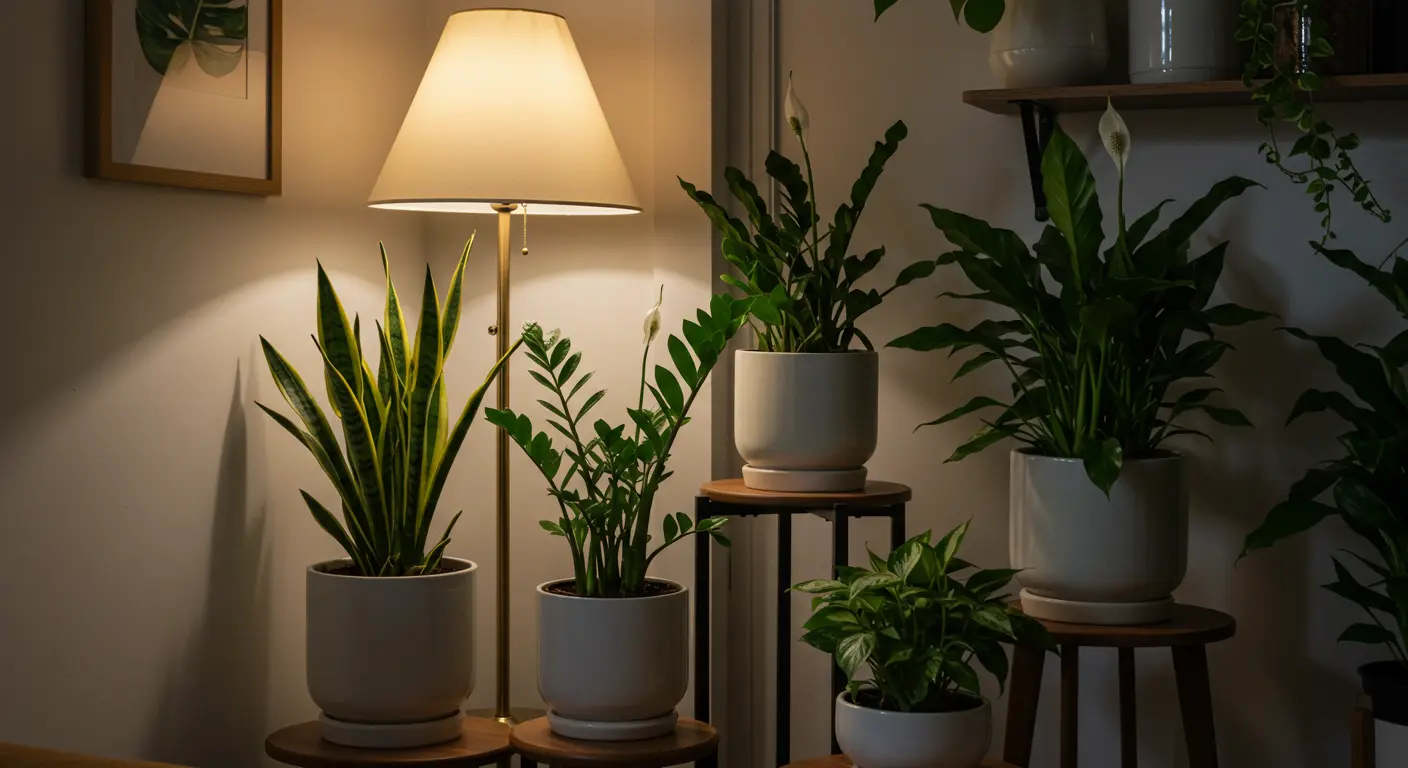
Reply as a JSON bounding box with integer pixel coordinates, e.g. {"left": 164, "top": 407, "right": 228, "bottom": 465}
{"left": 510, "top": 717, "right": 718, "bottom": 768}
{"left": 783, "top": 757, "right": 1018, "bottom": 768}
{"left": 1003, "top": 603, "right": 1236, "bottom": 768}
{"left": 694, "top": 479, "right": 911, "bottom": 764}
{"left": 265, "top": 719, "right": 512, "bottom": 768}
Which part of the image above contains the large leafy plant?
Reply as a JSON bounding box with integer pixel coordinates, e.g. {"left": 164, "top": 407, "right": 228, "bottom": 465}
{"left": 259, "top": 243, "right": 520, "bottom": 577}
{"left": 136, "top": 0, "right": 249, "bottom": 78}
{"left": 890, "top": 109, "right": 1269, "bottom": 492}
{"left": 680, "top": 82, "right": 933, "bottom": 353}
{"left": 795, "top": 521, "right": 1052, "bottom": 712}
{"left": 486, "top": 293, "right": 752, "bottom": 598}
{"left": 1242, "top": 246, "right": 1408, "bottom": 666}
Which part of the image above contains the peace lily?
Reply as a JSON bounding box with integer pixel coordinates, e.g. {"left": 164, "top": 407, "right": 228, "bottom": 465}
{"left": 785, "top": 72, "right": 810, "bottom": 140}
{"left": 642, "top": 285, "right": 664, "bottom": 346}
{"left": 1099, "top": 98, "right": 1131, "bottom": 179}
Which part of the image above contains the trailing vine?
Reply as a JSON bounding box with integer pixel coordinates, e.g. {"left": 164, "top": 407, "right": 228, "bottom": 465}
{"left": 1238, "top": 0, "right": 1391, "bottom": 241}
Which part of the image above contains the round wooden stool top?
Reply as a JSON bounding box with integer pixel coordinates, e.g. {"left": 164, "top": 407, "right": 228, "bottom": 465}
{"left": 701, "top": 478, "right": 912, "bottom": 508}
{"left": 265, "top": 719, "right": 512, "bottom": 767}
{"left": 784, "top": 757, "right": 1018, "bottom": 768}
{"left": 509, "top": 717, "right": 718, "bottom": 767}
{"left": 1020, "top": 603, "right": 1237, "bottom": 648}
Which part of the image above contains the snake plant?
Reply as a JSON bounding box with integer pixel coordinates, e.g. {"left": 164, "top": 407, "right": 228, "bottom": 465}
{"left": 259, "top": 241, "right": 522, "bottom": 577}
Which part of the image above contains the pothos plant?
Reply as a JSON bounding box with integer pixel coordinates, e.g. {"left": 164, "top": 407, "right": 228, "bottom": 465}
{"left": 889, "top": 104, "right": 1271, "bottom": 492}
{"left": 486, "top": 292, "right": 752, "bottom": 598}
{"left": 795, "top": 521, "right": 1053, "bottom": 712}
{"left": 1237, "top": 0, "right": 1390, "bottom": 242}
{"left": 680, "top": 77, "right": 935, "bottom": 352}
{"left": 259, "top": 243, "right": 521, "bottom": 577}
{"left": 1242, "top": 246, "right": 1408, "bottom": 666}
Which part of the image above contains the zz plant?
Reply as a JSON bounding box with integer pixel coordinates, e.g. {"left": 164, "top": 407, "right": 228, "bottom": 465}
{"left": 487, "top": 293, "right": 752, "bottom": 598}
{"left": 795, "top": 521, "right": 1052, "bottom": 712}
{"left": 890, "top": 107, "right": 1270, "bottom": 492}
{"left": 259, "top": 243, "right": 520, "bottom": 577}
{"left": 1242, "top": 246, "right": 1408, "bottom": 666}
{"left": 680, "top": 80, "right": 934, "bottom": 352}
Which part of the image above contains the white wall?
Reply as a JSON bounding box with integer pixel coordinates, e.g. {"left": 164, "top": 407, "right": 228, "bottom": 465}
{"left": 733, "top": 1, "right": 1408, "bottom": 766}
{"left": 0, "top": 1, "right": 718, "bottom": 765}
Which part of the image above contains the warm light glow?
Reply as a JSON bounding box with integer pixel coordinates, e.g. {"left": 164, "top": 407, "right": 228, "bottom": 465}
{"left": 369, "top": 9, "right": 641, "bottom": 215}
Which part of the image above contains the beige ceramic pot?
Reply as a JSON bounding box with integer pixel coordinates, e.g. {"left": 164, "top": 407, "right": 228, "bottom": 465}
{"left": 537, "top": 579, "right": 689, "bottom": 741}
{"left": 306, "top": 558, "right": 475, "bottom": 748}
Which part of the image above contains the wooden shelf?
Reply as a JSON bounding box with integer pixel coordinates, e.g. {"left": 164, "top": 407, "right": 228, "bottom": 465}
{"left": 963, "top": 73, "right": 1408, "bottom": 115}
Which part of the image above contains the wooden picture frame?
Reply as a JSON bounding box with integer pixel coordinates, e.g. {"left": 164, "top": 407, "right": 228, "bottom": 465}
{"left": 85, "top": 0, "right": 282, "bottom": 195}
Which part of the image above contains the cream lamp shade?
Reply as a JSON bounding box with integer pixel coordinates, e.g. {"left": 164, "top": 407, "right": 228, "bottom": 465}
{"left": 369, "top": 8, "right": 640, "bottom": 215}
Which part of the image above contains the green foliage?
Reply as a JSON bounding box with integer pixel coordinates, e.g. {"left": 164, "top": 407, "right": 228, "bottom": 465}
{"left": 136, "top": 0, "right": 249, "bottom": 77}
{"left": 795, "top": 522, "right": 1052, "bottom": 712}
{"left": 680, "top": 121, "right": 931, "bottom": 352}
{"left": 486, "top": 294, "right": 752, "bottom": 598}
{"left": 1237, "top": 0, "right": 1390, "bottom": 240}
{"left": 1242, "top": 246, "right": 1408, "bottom": 666}
{"left": 875, "top": 0, "right": 1006, "bottom": 33}
{"left": 259, "top": 243, "right": 521, "bottom": 577}
{"left": 889, "top": 124, "right": 1269, "bottom": 492}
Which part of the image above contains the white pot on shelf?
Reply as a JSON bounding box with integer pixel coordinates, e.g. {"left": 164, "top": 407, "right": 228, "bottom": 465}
{"left": 306, "top": 557, "right": 475, "bottom": 748}
{"left": 1128, "top": 0, "right": 1238, "bottom": 84}
{"left": 537, "top": 579, "right": 689, "bottom": 741}
{"left": 734, "top": 350, "right": 878, "bottom": 493}
{"left": 989, "top": 0, "right": 1109, "bottom": 88}
{"left": 1010, "top": 450, "right": 1187, "bottom": 625}
{"left": 835, "top": 692, "right": 991, "bottom": 768}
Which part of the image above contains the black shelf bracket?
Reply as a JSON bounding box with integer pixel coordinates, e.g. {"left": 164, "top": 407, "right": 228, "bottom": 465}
{"left": 1017, "top": 100, "right": 1056, "bottom": 222}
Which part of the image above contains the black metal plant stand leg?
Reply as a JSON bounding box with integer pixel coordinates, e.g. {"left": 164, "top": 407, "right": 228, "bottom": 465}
{"left": 694, "top": 493, "right": 907, "bottom": 767}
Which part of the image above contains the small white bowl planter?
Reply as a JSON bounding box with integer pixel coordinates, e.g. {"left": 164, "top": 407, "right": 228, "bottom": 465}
{"left": 1010, "top": 450, "right": 1187, "bottom": 625}
{"left": 834, "top": 692, "right": 991, "bottom": 768}
{"left": 734, "top": 350, "right": 878, "bottom": 493}
{"left": 537, "top": 579, "right": 689, "bottom": 741}
{"left": 306, "top": 558, "right": 476, "bottom": 748}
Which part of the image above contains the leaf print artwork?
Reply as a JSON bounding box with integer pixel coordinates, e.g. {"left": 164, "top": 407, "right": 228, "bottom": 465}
{"left": 136, "top": 0, "right": 249, "bottom": 80}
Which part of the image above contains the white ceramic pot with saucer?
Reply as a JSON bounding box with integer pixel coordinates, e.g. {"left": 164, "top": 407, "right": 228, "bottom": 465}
{"left": 306, "top": 558, "right": 475, "bottom": 748}
{"left": 537, "top": 579, "right": 688, "bottom": 741}
{"left": 734, "top": 350, "right": 878, "bottom": 493}
{"left": 1129, "top": 0, "right": 1238, "bottom": 84}
{"left": 1010, "top": 450, "right": 1187, "bottom": 625}
{"left": 835, "top": 691, "right": 991, "bottom": 768}
{"left": 989, "top": 0, "right": 1109, "bottom": 88}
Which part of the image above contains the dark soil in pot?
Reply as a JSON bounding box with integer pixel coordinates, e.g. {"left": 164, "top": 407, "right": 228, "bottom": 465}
{"left": 1361, "top": 660, "right": 1408, "bottom": 726}
{"left": 545, "top": 579, "right": 681, "bottom": 598}
{"left": 850, "top": 689, "right": 983, "bottom": 714}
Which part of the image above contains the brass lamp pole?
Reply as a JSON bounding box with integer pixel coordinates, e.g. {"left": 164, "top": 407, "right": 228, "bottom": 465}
{"left": 369, "top": 9, "right": 641, "bottom": 725}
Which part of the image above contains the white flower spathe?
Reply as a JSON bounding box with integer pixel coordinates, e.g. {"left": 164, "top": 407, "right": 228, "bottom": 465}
{"left": 643, "top": 285, "right": 664, "bottom": 346}
{"left": 1099, "top": 98, "right": 1131, "bottom": 177}
{"left": 785, "top": 72, "right": 810, "bottom": 138}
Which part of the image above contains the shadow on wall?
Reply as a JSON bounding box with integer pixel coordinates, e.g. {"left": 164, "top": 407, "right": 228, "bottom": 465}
{"left": 144, "top": 365, "right": 272, "bottom": 768}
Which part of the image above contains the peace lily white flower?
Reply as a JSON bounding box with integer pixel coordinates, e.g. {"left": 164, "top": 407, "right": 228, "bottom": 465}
{"left": 642, "top": 286, "right": 664, "bottom": 346}
{"left": 1099, "top": 98, "right": 1131, "bottom": 178}
{"left": 785, "top": 72, "right": 810, "bottom": 139}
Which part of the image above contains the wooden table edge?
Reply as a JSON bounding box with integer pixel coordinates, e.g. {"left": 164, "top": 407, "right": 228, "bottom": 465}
{"left": 264, "top": 720, "right": 513, "bottom": 767}
{"left": 508, "top": 719, "right": 719, "bottom": 767}
{"left": 699, "top": 478, "right": 913, "bottom": 508}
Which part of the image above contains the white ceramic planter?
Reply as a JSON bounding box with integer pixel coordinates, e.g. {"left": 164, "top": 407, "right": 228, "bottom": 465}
{"left": 989, "top": 0, "right": 1108, "bottom": 88}
{"left": 1362, "top": 661, "right": 1408, "bottom": 764}
{"left": 306, "top": 557, "right": 475, "bottom": 748}
{"left": 1129, "top": 0, "right": 1237, "bottom": 84}
{"left": 1010, "top": 451, "right": 1187, "bottom": 625}
{"left": 538, "top": 579, "right": 689, "bottom": 741}
{"left": 835, "top": 692, "right": 991, "bottom": 768}
{"left": 734, "top": 350, "right": 878, "bottom": 492}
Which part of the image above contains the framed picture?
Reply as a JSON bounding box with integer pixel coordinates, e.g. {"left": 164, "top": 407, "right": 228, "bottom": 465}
{"left": 85, "top": 0, "right": 282, "bottom": 196}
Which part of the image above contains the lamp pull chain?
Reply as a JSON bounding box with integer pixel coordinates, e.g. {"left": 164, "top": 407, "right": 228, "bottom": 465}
{"left": 521, "top": 203, "right": 529, "bottom": 257}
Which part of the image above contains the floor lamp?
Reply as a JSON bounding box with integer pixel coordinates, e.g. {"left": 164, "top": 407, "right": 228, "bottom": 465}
{"left": 369, "top": 8, "right": 640, "bottom": 724}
